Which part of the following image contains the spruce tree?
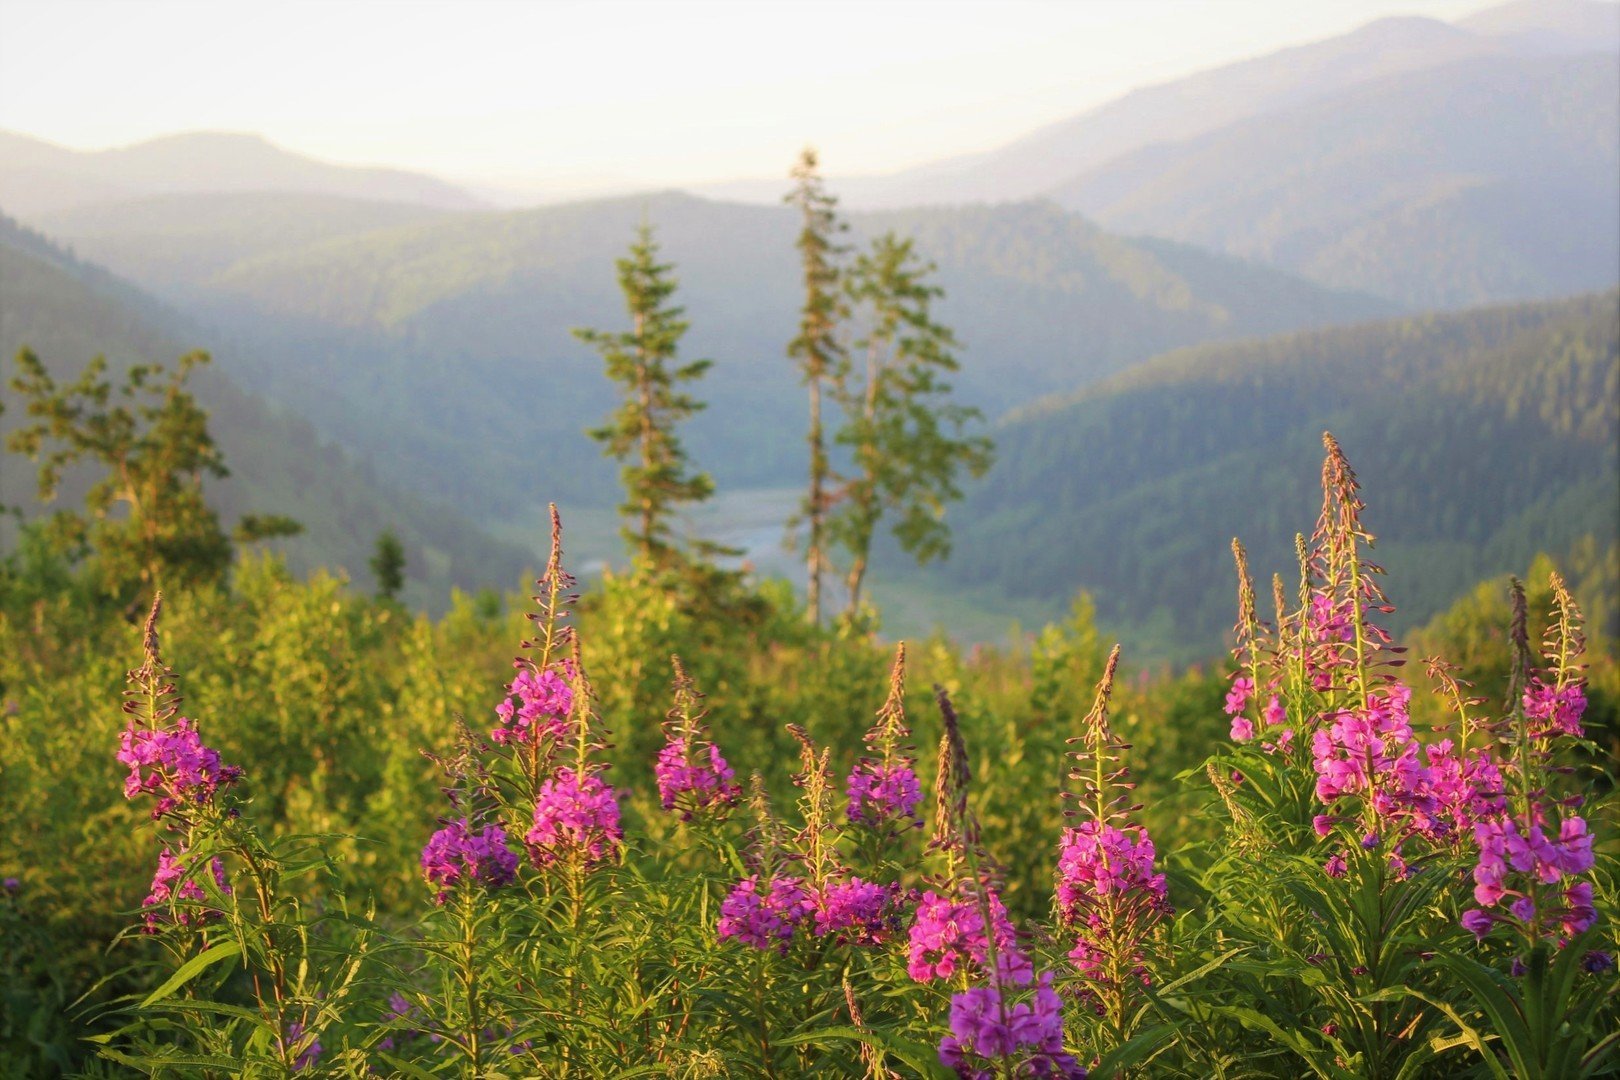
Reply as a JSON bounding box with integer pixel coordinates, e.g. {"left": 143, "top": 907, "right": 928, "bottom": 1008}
{"left": 575, "top": 223, "right": 721, "bottom": 576}
{"left": 370, "top": 529, "right": 406, "bottom": 601}
{"left": 829, "top": 233, "right": 992, "bottom": 617}
{"left": 785, "top": 147, "right": 849, "bottom": 626}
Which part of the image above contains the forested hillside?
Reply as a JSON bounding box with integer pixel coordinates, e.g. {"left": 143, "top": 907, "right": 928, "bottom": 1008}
{"left": 31, "top": 191, "right": 1391, "bottom": 518}
{"left": 927, "top": 292, "right": 1620, "bottom": 658}
{"left": 0, "top": 216, "right": 532, "bottom": 604}
{"left": 36, "top": 192, "right": 452, "bottom": 295}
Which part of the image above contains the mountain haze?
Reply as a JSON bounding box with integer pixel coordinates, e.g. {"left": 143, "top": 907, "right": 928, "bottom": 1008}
{"left": 692, "top": 2, "right": 1619, "bottom": 310}
{"left": 0, "top": 216, "right": 531, "bottom": 604}
{"left": 0, "top": 130, "right": 485, "bottom": 219}
{"left": 35, "top": 191, "right": 1390, "bottom": 521}
{"left": 1049, "top": 52, "right": 1619, "bottom": 308}
{"left": 696, "top": 2, "right": 1617, "bottom": 210}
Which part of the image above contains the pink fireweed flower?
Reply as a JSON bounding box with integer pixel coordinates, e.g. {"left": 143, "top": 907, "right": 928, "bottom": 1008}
{"left": 937, "top": 971, "right": 1086, "bottom": 1079}
{"left": 1309, "top": 593, "right": 1355, "bottom": 644}
{"left": 1522, "top": 678, "right": 1586, "bottom": 739}
{"left": 492, "top": 661, "right": 574, "bottom": 746}
{"left": 1462, "top": 814, "right": 1597, "bottom": 944}
{"left": 525, "top": 768, "right": 621, "bottom": 868}
{"left": 1056, "top": 821, "right": 1167, "bottom": 909}
{"left": 908, "top": 888, "right": 1020, "bottom": 983}
{"left": 813, "top": 876, "right": 907, "bottom": 945}
{"left": 1232, "top": 692, "right": 1293, "bottom": 748}
{"left": 1223, "top": 676, "right": 1254, "bottom": 718}
{"left": 717, "top": 874, "right": 817, "bottom": 952}
{"left": 141, "top": 848, "right": 230, "bottom": 931}
{"left": 1055, "top": 820, "right": 1170, "bottom": 985}
{"left": 655, "top": 737, "right": 740, "bottom": 820}
{"left": 118, "top": 718, "right": 242, "bottom": 819}
{"left": 1423, "top": 740, "right": 1506, "bottom": 844}
{"left": 1310, "top": 684, "right": 1441, "bottom": 837}
{"left": 420, "top": 818, "right": 519, "bottom": 903}
{"left": 845, "top": 762, "right": 923, "bottom": 827}
{"left": 1262, "top": 695, "right": 1288, "bottom": 728}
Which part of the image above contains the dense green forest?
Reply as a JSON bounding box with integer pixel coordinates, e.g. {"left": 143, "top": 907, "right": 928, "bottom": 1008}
{"left": 0, "top": 216, "right": 530, "bottom": 606}
{"left": 928, "top": 291, "right": 1620, "bottom": 659}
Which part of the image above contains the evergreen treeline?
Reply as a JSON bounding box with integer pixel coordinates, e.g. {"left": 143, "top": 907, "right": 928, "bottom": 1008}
{"left": 935, "top": 291, "right": 1620, "bottom": 659}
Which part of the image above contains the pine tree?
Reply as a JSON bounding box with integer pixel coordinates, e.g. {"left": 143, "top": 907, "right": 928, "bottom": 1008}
{"left": 785, "top": 147, "right": 850, "bottom": 626}
{"left": 575, "top": 223, "right": 722, "bottom": 576}
{"left": 829, "top": 233, "right": 992, "bottom": 617}
{"left": 370, "top": 529, "right": 406, "bottom": 601}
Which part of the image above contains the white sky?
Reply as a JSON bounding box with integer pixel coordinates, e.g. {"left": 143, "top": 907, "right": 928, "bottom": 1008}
{"left": 0, "top": 0, "right": 1495, "bottom": 195}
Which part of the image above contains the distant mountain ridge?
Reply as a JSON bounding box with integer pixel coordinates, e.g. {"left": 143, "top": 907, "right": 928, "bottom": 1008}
{"left": 0, "top": 130, "right": 486, "bottom": 218}
{"left": 1047, "top": 51, "right": 1618, "bottom": 308}
{"left": 28, "top": 189, "right": 1392, "bottom": 522}
{"left": 690, "top": 1, "right": 1620, "bottom": 310}
{"left": 696, "top": 1, "right": 1619, "bottom": 211}
{"left": 923, "top": 291, "right": 1620, "bottom": 659}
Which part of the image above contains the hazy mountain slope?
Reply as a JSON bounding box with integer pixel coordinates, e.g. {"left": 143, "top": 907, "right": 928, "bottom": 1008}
{"left": 1047, "top": 53, "right": 1619, "bottom": 308}
{"left": 698, "top": 16, "right": 1501, "bottom": 208}
{"left": 36, "top": 193, "right": 451, "bottom": 294}
{"left": 696, "top": 2, "right": 1619, "bottom": 210}
{"left": 926, "top": 292, "right": 1620, "bottom": 659}
{"left": 108, "top": 192, "right": 1390, "bottom": 519}
{"left": 0, "top": 216, "right": 532, "bottom": 604}
{"left": 1459, "top": 0, "right": 1620, "bottom": 49}
{"left": 0, "top": 130, "right": 485, "bottom": 218}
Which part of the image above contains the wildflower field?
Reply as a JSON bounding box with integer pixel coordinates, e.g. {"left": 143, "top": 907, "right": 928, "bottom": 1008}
{"left": 1, "top": 434, "right": 1613, "bottom": 1078}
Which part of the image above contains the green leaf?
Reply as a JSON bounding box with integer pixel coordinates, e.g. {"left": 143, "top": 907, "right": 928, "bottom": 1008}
{"left": 139, "top": 941, "right": 242, "bottom": 1008}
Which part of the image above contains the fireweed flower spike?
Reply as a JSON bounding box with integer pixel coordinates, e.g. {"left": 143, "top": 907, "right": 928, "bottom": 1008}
{"left": 492, "top": 660, "right": 574, "bottom": 748}
{"left": 717, "top": 873, "right": 817, "bottom": 952}
{"left": 654, "top": 656, "right": 740, "bottom": 820}
{"left": 526, "top": 766, "right": 623, "bottom": 869}
{"left": 788, "top": 723, "right": 841, "bottom": 888}
{"left": 813, "top": 875, "right": 907, "bottom": 945}
{"left": 1460, "top": 575, "right": 1598, "bottom": 946}
{"left": 1056, "top": 646, "right": 1171, "bottom": 1015}
{"left": 846, "top": 644, "right": 924, "bottom": 830}
{"left": 1307, "top": 432, "right": 1397, "bottom": 709}
{"left": 525, "top": 642, "right": 622, "bottom": 870}
{"left": 908, "top": 884, "right": 1020, "bottom": 983}
{"left": 938, "top": 970, "right": 1087, "bottom": 1079}
{"left": 1227, "top": 539, "right": 1293, "bottom": 749}
{"left": 421, "top": 818, "right": 519, "bottom": 904}
{"left": 497, "top": 504, "right": 581, "bottom": 789}
{"left": 141, "top": 848, "right": 231, "bottom": 931}
{"left": 717, "top": 775, "right": 818, "bottom": 952}
{"left": 117, "top": 594, "right": 241, "bottom": 821}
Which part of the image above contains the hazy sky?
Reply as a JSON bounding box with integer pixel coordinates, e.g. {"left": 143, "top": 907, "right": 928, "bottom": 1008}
{"left": 1, "top": 0, "right": 1497, "bottom": 195}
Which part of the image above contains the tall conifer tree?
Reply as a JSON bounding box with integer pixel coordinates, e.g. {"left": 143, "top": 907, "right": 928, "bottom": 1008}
{"left": 785, "top": 147, "right": 849, "bottom": 626}
{"left": 830, "top": 234, "right": 992, "bottom": 617}
{"left": 575, "top": 222, "right": 720, "bottom": 575}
